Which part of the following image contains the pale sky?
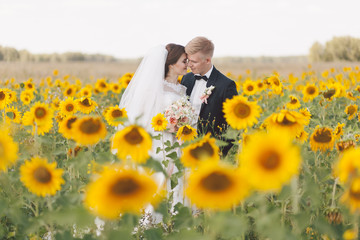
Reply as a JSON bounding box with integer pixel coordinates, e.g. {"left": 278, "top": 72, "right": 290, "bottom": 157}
{"left": 0, "top": 0, "right": 359, "bottom": 58}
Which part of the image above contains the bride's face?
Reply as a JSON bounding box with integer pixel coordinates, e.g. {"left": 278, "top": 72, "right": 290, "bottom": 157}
{"left": 171, "top": 53, "right": 188, "bottom": 76}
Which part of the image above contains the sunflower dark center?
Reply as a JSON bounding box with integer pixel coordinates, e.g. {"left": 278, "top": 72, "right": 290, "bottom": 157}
{"left": 111, "top": 109, "right": 122, "bottom": 118}
{"left": 27, "top": 83, "right": 33, "bottom": 89}
{"left": 350, "top": 188, "right": 360, "bottom": 200}
{"left": 182, "top": 126, "right": 192, "bottom": 135}
{"left": 247, "top": 85, "right": 254, "bottom": 91}
{"left": 111, "top": 177, "right": 140, "bottom": 196}
{"left": 80, "top": 98, "right": 91, "bottom": 107}
{"left": 306, "top": 86, "right": 316, "bottom": 95}
{"left": 33, "top": 166, "right": 52, "bottom": 183}
{"left": 201, "top": 171, "right": 232, "bottom": 192}
{"left": 66, "top": 104, "right": 74, "bottom": 112}
{"left": 234, "top": 103, "right": 251, "bottom": 118}
{"left": 66, "top": 89, "right": 72, "bottom": 95}
{"left": 347, "top": 106, "right": 356, "bottom": 115}
{"left": 190, "top": 142, "right": 214, "bottom": 159}
{"left": 156, "top": 120, "right": 163, "bottom": 125}
{"left": 279, "top": 115, "right": 296, "bottom": 126}
{"left": 35, "top": 107, "right": 46, "bottom": 118}
{"left": 0, "top": 92, "right": 5, "bottom": 100}
{"left": 66, "top": 117, "right": 77, "bottom": 129}
{"left": 260, "top": 150, "right": 280, "bottom": 170}
{"left": 313, "top": 128, "right": 332, "bottom": 143}
{"left": 113, "top": 85, "right": 119, "bottom": 90}
{"left": 124, "top": 128, "right": 144, "bottom": 145}
{"left": 257, "top": 82, "right": 263, "bottom": 88}
{"left": 323, "top": 89, "right": 336, "bottom": 99}
{"left": 290, "top": 98, "right": 298, "bottom": 104}
{"left": 100, "top": 83, "right": 106, "bottom": 88}
{"left": 273, "top": 78, "right": 280, "bottom": 86}
{"left": 79, "top": 119, "right": 101, "bottom": 134}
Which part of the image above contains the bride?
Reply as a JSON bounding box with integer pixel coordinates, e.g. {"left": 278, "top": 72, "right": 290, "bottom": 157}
{"left": 118, "top": 44, "right": 189, "bottom": 216}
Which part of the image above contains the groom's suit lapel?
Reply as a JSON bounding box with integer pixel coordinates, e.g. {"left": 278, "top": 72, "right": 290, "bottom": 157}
{"left": 199, "top": 67, "right": 218, "bottom": 115}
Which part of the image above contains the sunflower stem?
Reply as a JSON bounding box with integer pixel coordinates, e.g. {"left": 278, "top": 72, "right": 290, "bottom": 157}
{"left": 331, "top": 177, "right": 339, "bottom": 208}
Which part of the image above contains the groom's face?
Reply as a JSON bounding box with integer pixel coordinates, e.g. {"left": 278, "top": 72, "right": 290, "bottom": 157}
{"left": 187, "top": 52, "right": 211, "bottom": 75}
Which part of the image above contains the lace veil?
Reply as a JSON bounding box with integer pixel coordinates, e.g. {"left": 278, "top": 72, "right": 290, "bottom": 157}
{"left": 119, "top": 45, "right": 167, "bottom": 132}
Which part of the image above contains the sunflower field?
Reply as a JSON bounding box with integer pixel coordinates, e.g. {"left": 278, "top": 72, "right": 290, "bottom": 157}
{"left": 1, "top": 66, "right": 360, "bottom": 240}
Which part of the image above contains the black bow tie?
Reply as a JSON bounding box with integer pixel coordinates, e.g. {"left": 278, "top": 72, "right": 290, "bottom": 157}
{"left": 194, "top": 75, "right": 208, "bottom": 81}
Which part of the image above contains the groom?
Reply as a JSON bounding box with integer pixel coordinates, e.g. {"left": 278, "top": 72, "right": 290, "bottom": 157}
{"left": 181, "top": 36, "right": 238, "bottom": 156}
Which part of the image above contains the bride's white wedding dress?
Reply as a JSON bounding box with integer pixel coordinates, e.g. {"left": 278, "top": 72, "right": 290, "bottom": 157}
{"left": 151, "top": 80, "right": 187, "bottom": 209}
{"left": 118, "top": 45, "right": 189, "bottom": 224}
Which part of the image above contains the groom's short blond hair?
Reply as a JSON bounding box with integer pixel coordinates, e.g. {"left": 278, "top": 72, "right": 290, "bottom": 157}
{"left": 185, "top": 36, "right": 214, "bottom": 58}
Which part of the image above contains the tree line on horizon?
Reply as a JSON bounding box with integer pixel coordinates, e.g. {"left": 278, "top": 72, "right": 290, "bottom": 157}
{"left": 1, "top": 36, "right": 360, "bottom": 62}
{"left": 309, "top": 36, "right": 360, "bottom": 62}
{"left": 0, "top": 46, "right": 117, "bottom": 62}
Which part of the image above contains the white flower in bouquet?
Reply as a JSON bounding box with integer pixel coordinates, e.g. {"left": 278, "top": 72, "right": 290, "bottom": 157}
{"left": 164, "top": 96, "right": 196, "bottom": 133}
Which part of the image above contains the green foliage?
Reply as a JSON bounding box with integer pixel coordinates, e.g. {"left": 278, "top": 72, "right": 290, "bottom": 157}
{"left": 309, "top": 36, "right": 360, "bottom": 62}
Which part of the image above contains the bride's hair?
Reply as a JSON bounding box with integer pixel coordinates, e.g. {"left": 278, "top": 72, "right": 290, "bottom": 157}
{"left": 165, "top": 43, "right": 185, "bottom": 78}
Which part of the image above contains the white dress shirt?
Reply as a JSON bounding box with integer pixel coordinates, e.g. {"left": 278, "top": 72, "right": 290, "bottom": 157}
{"left": 190, "top": 65, "right": 213, "bottom": 127}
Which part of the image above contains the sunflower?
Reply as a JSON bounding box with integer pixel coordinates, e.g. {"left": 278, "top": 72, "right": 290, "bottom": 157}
{"left": 334, "top": 148, "right": 360, "bottom": 184}
{"left": 267, "top": 75, "right": 283, "bottom": 95}
{"left": 151, "top": 113, "right": 168, "bottom": 132}
{"left": 22, "top": 111, "right": 53, "bottom": 136}
{"left": 72, "top": 117, "right": 107, "bottom": 145}
{"left": 24, "top": 80, "right": 35, "bottom": 91}
{"left": 223, "top": 95, "right": 261, "bottom": 130}
{"left": 181, "top": 133, "right": 219, "bottom": 168}
{"left": 59, "top": 97, "right": 78, "bottom": 117}
{"left": 296, "top": 130, "right": 309, "bottom": 143}
{"left": 302, "top": 83, "right": 319, "bottom": 102}
{"left": 176, "top": 125, "right": 197, "bottom": 142}
{"left": 256, "top": 80, "right": 266, "bottom": 92}
{"left": 58, "top": 115, "right": 78, "bottom": 140}
{"left": 20, "top": 90, "right": 33, "bottom": 105}
{"left": 20, "top": 157, "right": 64, "bottom": 197}
{"left": 119, "top": 73, "right": 134, "bottom": 89}
{"left": 186, "top": 161, "right": 250, "bottom": 210}
{"left": 265, "top": 109, "right": 308, "bottom": 137}
{"left": 110, "top": 83, "right": 122, "bottom": 94}
{"left": 84, "top": 166, "right": 157, "bottom": 219}
{"left": 30, "top": 102, "right": 54, "bottom": 126}
{"left": 20, "top": 95, "right": 32, "bottom": 105}
{"left": 239, "top": 130, "right": 301, "bottom": 191}
{"left": 111, "top": 125, "right": 152, "bottom": 163}
{"left": 309, "top": 127, "right": 335, "bottom": 152}
{"left": 51, "top": 97, "right": 61, "bottom": 111}
{"left": 341, "top": 177, "right": 360, "bottom": 213}
{"left": 345, "top": 104, "right": 358, "bottom": 120}
{"left": 336, "top": 140, "right": 355, "bottom": 153}
{"left": 299, "top": 108, "right": 312, "bottom": 122}
{"left": 4, "top": 106, "right": 22, "bottom": 124}
{"left": 286, "top": 95, "right": 301, "bottom": 110}
{"left": 0, "top": 129, "right": 18, "bottom": 171}
{"left": 76, "top": 97, "right": 97, "bottom": 114}
{"left": 79, "top": 87, "right": 92, "bottom": 98}
{"left": 242, "top": 80, "right": 257, "bottom": 96}
{"left": 334, "top": 122, "right": 345, "bottom": 140}
{"left": 104, "top": 106, "right": 128, "bottom": 126}
{"left": 4, "top": 89, "right": 17, "bottom": 104}
{"left": 322, "top": 83, "right": 342, "bottom": 101}
{"left": 63, "top": 85, "right": 77, "bottom": 97}
{"left": 0, "top": 88, "right": 10, "bottom": 109}
{"left": 95, "top": 78, "right": 109, "bottom": 93}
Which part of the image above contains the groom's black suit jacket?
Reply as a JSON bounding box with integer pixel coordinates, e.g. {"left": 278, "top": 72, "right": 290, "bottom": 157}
{"left": 181, "top": 66, "right": 238, "bottom": 156}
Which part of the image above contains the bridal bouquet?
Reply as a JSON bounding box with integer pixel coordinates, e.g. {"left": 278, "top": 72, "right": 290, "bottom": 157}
{"left": 164, "top": 96, "right": 196, "bottom": 133}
